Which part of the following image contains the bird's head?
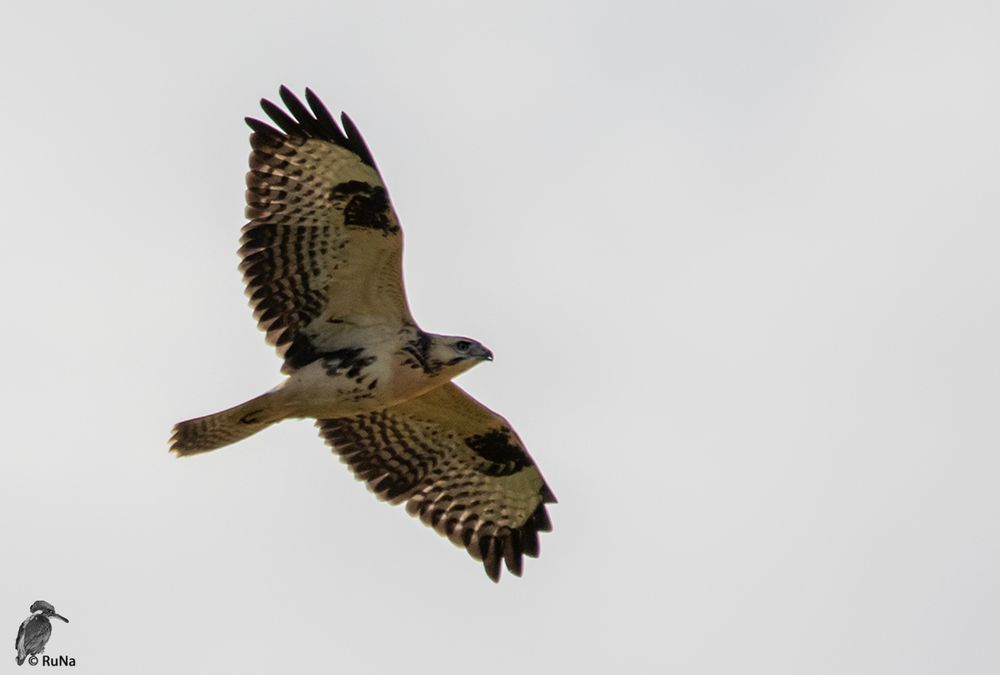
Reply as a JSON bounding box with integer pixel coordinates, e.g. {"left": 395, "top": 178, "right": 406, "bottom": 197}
{"left": 425, "top": 334, "right": 493, "bottom": 378}
{"left": 29, "top": 601, "right": 68, "bottom": 623}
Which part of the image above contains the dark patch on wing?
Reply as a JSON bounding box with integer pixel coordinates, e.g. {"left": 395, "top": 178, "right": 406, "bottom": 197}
{"left": 319, "top": 348, "right": 376, "bottom": 378}
{"left": 329, "top": 181, "right": 397, "bottom": 233}
{"left": 246, "top": 85, "right": 379, "bottom": 170}
{"left": 465, "top": 427, "right": 534, "bottom": 476}
{"left": 239, "top": 87, "right": 417, "bottom": 373}
{"left": 316, "top": 384, "right": 556, "bottom": 582}
{"left": 282, "top": 334, "right": 322, "bottom": 371}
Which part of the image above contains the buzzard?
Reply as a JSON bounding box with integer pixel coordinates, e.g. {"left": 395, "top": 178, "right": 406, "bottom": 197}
{"left": 171, "top": 87, "right": 555, "bottom": 581}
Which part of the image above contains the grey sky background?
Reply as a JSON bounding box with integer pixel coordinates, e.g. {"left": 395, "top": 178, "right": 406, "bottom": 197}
{"left": 1, "top": 2, "right": 998, "bottom": 673}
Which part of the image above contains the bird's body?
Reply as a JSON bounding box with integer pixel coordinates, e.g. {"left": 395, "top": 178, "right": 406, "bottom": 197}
{"left": 15, "top": 616, "right": 49, "bottom": 666}
{"left": 15, "top": 602, "right": 67, "bottom": 665}
{"left": 274, "top": 325, "right": 487, "bottom": 415}
{"left": 172, "top": 325, "right": 488, "bottom": 452}
{"left": 171, "top": 87, "right": 554, "bottom": 581}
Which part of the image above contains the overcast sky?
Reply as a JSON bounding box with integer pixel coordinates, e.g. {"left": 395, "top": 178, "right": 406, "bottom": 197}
{"left": 1, "top": 2, "right": 998, "bottom": 673}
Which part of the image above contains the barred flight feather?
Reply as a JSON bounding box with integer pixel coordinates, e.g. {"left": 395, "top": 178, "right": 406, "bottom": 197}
{"left": 174, "top": 87, "right": 555, "bottom": 583}
{"left": 317, "top": 383, "right": 555, "bottom": 582}
{"left": 240, "top": 86, "right": 411, "bottom": 373}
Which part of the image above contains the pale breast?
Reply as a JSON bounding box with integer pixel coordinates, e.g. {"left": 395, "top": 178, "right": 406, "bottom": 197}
{"left": 278, "top": 332, "right": 443, "bottom": 418}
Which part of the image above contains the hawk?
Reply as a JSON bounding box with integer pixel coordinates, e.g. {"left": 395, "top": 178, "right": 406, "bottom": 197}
{"left": 171, "top": 87, "right": 555, "bottom": 581}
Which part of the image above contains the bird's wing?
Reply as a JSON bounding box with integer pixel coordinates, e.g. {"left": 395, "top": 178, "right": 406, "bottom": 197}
{"left": 317, "top": 383, "right": 556, "bottom": 582}
{"left": 15, "top": 619, "right": 24, "bottom": 651}
{"left": 241, "top": 87, "right": 414, "bottom": 373}
{"left": 21, "top": 618, "right": 49, "bottom": 655}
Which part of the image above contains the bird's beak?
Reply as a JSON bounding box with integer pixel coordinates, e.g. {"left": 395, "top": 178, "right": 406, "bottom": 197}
{"left": 481, "top": 348, "right": 494, "bottom": 362}
{"left": 52, "top": 614, "right": 68, "bottom": 623}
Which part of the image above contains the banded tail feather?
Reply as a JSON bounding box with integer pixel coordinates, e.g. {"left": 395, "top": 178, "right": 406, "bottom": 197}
{"left": 170, "top": 392, "right": 285, "bottom": 456}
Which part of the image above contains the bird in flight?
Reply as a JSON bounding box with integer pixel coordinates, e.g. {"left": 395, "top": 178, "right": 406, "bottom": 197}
{"left": 171, "top": 87, "right": 555, "bottom": 581}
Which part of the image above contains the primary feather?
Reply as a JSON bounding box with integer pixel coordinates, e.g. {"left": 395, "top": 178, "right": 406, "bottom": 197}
{"left": 242, "top": 86, "right": 412, "bottom": 372}
{"left": 172, "top": 87, "right": 554, "bottom": 582}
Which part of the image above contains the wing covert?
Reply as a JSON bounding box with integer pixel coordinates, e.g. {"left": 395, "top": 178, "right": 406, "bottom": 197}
{"left": 317, "top": 383, "right": 556, "bottom": 582}
{"left": 241, "top": 86, "right": 414, "bottom": 372}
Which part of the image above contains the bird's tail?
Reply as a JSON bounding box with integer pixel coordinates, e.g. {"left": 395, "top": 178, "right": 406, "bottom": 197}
{"left": 170, "top": 391, "right": 286, "bottom": 456}
{"left": 16, "top": 654, "right": 25, "bottom": 666}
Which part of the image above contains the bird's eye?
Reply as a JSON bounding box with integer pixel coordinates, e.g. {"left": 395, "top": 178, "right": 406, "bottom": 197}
{"left": 455, "top": 340, "right": 471, "bottom": 353}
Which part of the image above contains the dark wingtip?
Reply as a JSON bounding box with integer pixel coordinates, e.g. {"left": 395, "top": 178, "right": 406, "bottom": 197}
{"left": 531, "top": 503, "right": 553, "bottom": 533}
{"left": 503, "top": 531, "right": 524, "bottom": 577}
{"left": 245, "top": 117, "right": 280, "bottom": 136}
{"left": 304, "top": 87, "right": 347, "bottom": 144}
{"left": 340, "top": 111, "right": 361, "bottom": 140}
{"left": 522, "top": 527, "right": 540, "bottom": 558}
{"left": 248, "top": 88, "right": 378, "bottom": 170}
{"left": 259, "top": 98, "right": 300, "bottom": 136}
{"left": 480, "top": 536, "right": 502, "bottom": 582}
{"left": 339, "top": 112, "right": 378, "bottom": 169}
{"left": 278, "top": 86, "right": 322, "bottom": 137}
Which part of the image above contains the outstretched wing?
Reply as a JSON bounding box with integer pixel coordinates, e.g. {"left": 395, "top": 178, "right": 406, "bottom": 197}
{"left": 317, "top": 383, "right": 556, "bottom": 582}
{"left": 241, "top": 86, "right": 414, "bottom": 372}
